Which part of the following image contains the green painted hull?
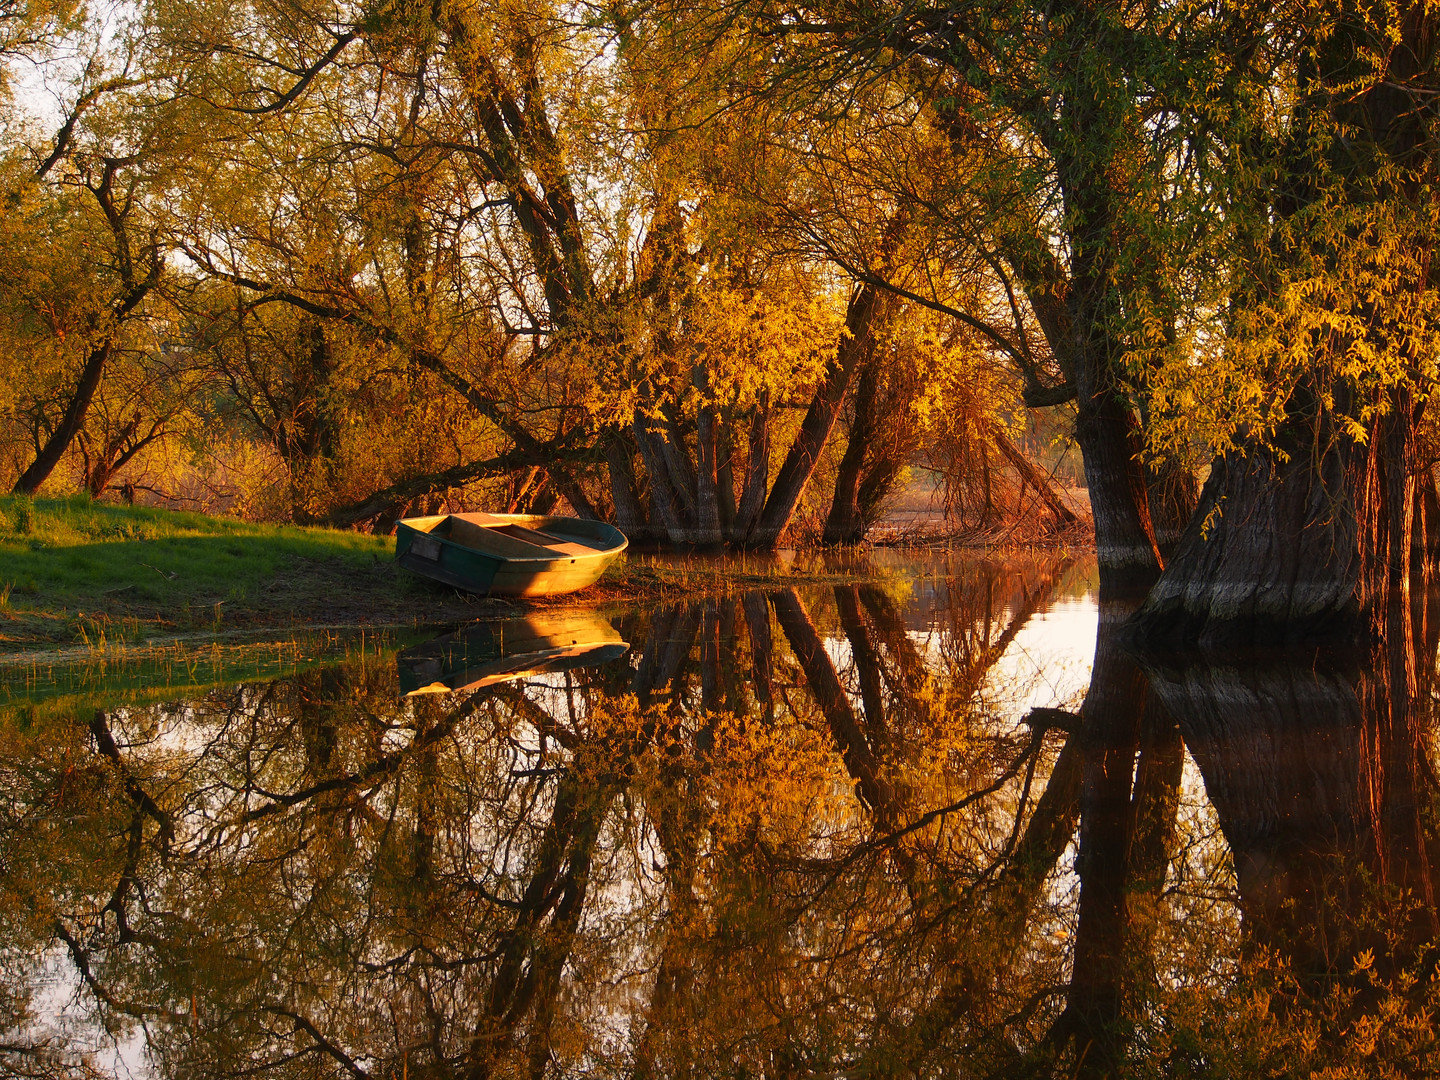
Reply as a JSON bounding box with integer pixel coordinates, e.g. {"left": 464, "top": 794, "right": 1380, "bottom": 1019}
{"left": 395, "top": 513, "right": 627, "bottom": 597}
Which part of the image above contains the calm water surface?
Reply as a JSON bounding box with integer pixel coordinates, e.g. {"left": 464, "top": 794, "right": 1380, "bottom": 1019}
{"left": 3, "top": 551, "right": 1436, "bottom": 1077}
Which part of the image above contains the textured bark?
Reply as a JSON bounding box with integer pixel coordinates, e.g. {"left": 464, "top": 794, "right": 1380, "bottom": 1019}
{"left": 634, "top": 410, "right": 690, "bottom": 538}
{"left": 660, "top": 409, "right": 699, "bottom": 522}
{"left": 715, "top": 423, "right": 737, "bottom": 536}
{"left": 1129, "top": 390, "right": 1425, "bottom": 649}
{"left": 693, "top": 404, "right": 723, "bottom": 546}
{"left": 605, "top": 430, "right": 654, "bottom": 542}
{"left": 1070, "top": 351, "right": 1162, "bottom": 590}
{"left": 1130, "top": 6, "right": 1440, "bottom": 645}
{"left": 1045, "top": 15, "right": 1164, "bottom": 594}
{"left": 732, "top": 401, "right": 770, "bottom": 541}
{"left": 1128, "top": 429, "right": 1363, "bottom": 649}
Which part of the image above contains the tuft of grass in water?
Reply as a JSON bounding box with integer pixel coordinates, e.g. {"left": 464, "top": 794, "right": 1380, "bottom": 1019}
{"left": 0, "top": 626, "right": 428, "bottom": 721}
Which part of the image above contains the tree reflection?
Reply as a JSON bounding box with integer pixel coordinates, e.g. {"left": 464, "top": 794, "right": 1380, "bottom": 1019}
{"left": 4, "top": 558, "right": 1440, "bottom": 1077}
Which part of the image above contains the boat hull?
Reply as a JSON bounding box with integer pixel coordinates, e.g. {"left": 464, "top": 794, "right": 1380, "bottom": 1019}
{"left": 395, "top": 513, "right": 627, "bottom": 597}
{"left": 398, "top": 612, "right": 629, "bottom": 694}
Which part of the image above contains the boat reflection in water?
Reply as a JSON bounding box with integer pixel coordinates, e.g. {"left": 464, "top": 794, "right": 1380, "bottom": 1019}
{"left": 398, "top": 612, "right": 630, "bottom": 695}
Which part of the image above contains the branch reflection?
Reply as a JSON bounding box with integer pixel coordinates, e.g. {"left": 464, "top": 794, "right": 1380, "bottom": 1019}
{"left": 3, "top": 556, "right": 1437, "bottom": 1077}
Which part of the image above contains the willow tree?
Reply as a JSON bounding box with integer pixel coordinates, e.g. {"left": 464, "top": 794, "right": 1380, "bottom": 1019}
{"left": 152, "top": 0, "right": 629, "bottom": 523}
{"left": 1131, "top": 0, "right": 1440, "bottom": 647}
{"left": 0, "top": 33, "right": 208, "bottom": 495}
{"left": 660, "top": 0, "right": 1219, "bottom": 581}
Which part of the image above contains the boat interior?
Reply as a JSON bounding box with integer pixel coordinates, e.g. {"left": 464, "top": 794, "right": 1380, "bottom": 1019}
{"left": 426, "top": 513, "right": 602, "bottom": 558}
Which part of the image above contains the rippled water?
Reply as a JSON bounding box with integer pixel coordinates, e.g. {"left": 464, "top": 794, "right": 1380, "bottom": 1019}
{"left": 3, "top": 551, "right": 1436, "bottom": 1078}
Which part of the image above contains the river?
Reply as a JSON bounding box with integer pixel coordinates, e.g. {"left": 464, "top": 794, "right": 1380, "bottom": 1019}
{"left": 1, "top": 549, "right": 1434, "bottom": 1077}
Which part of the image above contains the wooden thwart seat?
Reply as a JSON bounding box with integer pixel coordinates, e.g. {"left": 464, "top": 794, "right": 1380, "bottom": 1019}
{"left": 445, "top": 513, "right": 599, "bottom": 558}
{"left": 487, "top": 524, "right": 597, "bottom": 556}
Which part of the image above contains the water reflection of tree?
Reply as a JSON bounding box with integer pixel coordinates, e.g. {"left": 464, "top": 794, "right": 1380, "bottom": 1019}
{"left": 5, "top": 563, "right": 1439, "bottom": 1078}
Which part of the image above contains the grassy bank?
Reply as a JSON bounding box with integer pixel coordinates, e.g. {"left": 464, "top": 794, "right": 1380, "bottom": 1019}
{"left": 0, "top": 496, "right": 883, "bottom": 653}
{"left": 0, "top": 495, "right": 530, "bottom": 649}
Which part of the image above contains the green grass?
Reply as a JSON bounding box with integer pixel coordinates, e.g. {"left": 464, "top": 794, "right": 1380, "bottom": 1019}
{"left": 0, "top": 494, "right": 455, "bottom": 646}
{"left": 1, "top": 492, "right": 390, "bottom": 598}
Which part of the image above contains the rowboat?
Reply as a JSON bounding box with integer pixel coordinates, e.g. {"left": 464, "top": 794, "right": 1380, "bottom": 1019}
{"left": 398, "top": 611, "right": 629, "bottom": 695}
{"left": 394, "top": 511, "right": 627, "bottom": 597}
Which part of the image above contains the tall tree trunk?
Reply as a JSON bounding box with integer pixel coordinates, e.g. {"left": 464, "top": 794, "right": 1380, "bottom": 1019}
{"left": 823, "top": 358, "right": 882, "bottom": 545}
{"left": 1068, "top": 311, "right": 1163, "bottom": 590}
{"left": 743, "top": 282, "right": 880, "bottom": 549}
{"left": 1131, "top": 6, "right": 1439, "bottom": 646}
{"left": 1040, "top": 0, "right": 1166, "bottom": 594}
{"left": 634, "top": 410, "right": 690, "bottom": 539}
{"left": 14, "top": 341, "right": 114, "bottom": 495}
{"left": 15, "top": 162, "right": 158, "bottom": 496}
{"left": 1130, "top": 390, "right": 1426, "bottom": 649}
{"left": 715, "top": 418, "right": 737, "bottom": 536}
{"left": 732, "top": 400, "right": 771, "bottom": 541}
{"left": 660, "top": 408, "right": 698, "bottom": 524}
{"left": 694, "top": 404, "right": 723, "bottom": 546}
{"left": 605, "top": 430, "right": 650, "bottom": 540}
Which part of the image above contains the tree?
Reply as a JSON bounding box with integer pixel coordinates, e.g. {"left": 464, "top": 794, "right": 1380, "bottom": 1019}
{"left": 2, "top": 154, "right": 163, "bottom": 494}
{"left": 1131, "top": 0, "right": 1440, "bottom": 645}
{"left": 716, "top": 0, "right": 1209, "bottom": 581}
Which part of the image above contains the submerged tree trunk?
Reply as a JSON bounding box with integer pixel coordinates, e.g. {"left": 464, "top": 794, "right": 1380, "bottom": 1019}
{"left": 1129, "top": 389, "right": 1425, "bottom": 649}
{"left": 1131, "top": 5, "right": 1439, "bottom": 646}
{"left": 1069, "top": 333, "right": 1163, "bottom": 592}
